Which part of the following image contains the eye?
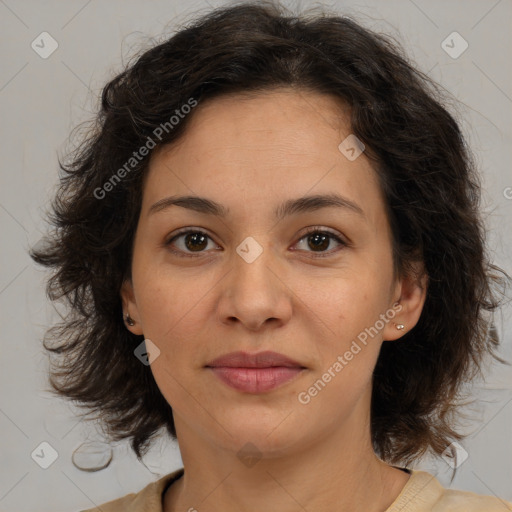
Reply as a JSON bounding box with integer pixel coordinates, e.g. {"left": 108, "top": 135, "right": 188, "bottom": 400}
{"left": 165, "top": 229, "right": 220, "bottom": 257}
{"left": 293, "top": 227, "right": 347, "bottom": 257}
{"left": 165, "top": 226, "right": 348, "bottom": 258}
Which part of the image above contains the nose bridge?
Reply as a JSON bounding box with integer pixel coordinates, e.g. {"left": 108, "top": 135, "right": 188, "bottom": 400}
{"left": 232, "top": 239, "right": 278, "bottom": 303}
{"left": 217, "top": 238, "right": 292, "bottom": 329}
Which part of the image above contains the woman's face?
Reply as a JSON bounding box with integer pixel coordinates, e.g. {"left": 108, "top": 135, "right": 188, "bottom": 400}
{"left": 122, "top": 88, "right": 426, "bottom": 457}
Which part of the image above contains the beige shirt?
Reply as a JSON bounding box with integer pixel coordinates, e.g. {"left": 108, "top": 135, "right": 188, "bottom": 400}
{"left": 80, "top": 467, "right": 512, "bottom": 511}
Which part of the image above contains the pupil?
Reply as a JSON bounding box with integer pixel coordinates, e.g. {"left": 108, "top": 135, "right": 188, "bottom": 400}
{"left": 185, "top": 233, "right": 207, "bottom": 251}
{"left": 308, "top": 233, "right": 329, "bottom": 251}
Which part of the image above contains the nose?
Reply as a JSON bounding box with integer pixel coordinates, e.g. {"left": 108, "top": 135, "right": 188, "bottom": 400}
{"left": 215, "top": 244, "right": 293, "bottom": 332}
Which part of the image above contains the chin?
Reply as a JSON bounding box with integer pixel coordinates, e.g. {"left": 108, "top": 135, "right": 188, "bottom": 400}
{"left": 217, "top": 414, "right": 306, "bottom": 455}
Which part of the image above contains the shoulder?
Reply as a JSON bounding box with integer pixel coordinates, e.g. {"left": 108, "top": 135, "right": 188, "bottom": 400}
{"left": 437, "top": 487, "right": 512, "bottom": 511}
{"left": 387, "top": 470, "right": 512, "bottom": 512}
{"left": 78, "top": 468, "right": 184, "bottom": 512}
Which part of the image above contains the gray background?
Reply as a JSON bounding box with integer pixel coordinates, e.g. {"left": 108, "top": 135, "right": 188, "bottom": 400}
{"left": 0, "top": 0, "right": 511, "bottom": 510}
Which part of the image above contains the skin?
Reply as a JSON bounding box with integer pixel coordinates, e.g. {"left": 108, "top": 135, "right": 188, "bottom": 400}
{"left": 121, "top": 88, "right": 428, "bottom": 512}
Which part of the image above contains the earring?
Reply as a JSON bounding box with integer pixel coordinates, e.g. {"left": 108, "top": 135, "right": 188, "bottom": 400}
{"left": 395, "top": 323, "right": 405, "bottom": 330}
{"left": 125, "top": 313, "right": 135, "bottom": 326}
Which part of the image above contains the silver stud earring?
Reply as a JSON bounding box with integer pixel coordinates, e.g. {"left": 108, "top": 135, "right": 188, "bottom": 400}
{"left": 125, "top": 313, "right": 135, "bottom": 326}
{"left": 395, "top": 323, "right": 405, "bottom": 330}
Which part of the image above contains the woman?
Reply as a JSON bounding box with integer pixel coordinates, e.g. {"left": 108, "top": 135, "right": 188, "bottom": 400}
{"left": 31, "top": 2, "right": 511, "bottom": 511}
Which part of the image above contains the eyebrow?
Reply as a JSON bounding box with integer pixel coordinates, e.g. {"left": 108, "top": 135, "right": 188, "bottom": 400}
{"left": 147, "top": 193, "right": 365, "bottom": 220}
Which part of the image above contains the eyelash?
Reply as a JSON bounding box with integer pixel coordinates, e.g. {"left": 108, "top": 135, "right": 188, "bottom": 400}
{"left": 164, "top": 226, "right": 348, "bottom": 259}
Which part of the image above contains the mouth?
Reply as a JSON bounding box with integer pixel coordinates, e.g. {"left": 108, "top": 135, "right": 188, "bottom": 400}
{"left": 205, "top": 351, "right": 306, "bottom": 393}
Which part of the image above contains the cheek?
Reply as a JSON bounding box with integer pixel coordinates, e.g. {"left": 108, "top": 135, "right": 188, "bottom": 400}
{"left": 140, "top": 285, "right": 210, "bottom": 351}
{"left": 295, "top": 279, "right": 386, "bottom": 418}
{"left": 303, "top": 268, "right": 390, "bottom": 343}
{"left": 138, "top": 276, "right": 212, "bottom": 413}
{"left": 133, "top": 246, "right": 214, "bottom": 327}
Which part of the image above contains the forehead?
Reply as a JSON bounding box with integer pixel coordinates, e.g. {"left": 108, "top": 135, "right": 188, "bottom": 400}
{"left": 143, "top": 88, "right": 386, "bottom": 230}
{"left": 160, "top": 88, "right": 353, "bottom": 160}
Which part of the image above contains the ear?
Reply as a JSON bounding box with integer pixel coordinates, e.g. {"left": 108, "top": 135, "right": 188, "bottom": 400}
{"left": 382, "top": 262, "right": 428, "bottom": 341}
{"left": 120, "top": 278, "right": 144, "bottom": 336}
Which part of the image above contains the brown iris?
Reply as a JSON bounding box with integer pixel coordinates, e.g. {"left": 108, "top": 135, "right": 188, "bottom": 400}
{"left": 184, "top": 232, "right": 208, "bottom": 251}
{"left": 307, "top": 232, "right": 329, "bottom": 251}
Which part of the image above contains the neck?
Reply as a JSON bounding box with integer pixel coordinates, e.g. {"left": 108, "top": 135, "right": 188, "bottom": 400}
{"left": 164, "top": 389, "right": 410, "bottom": 512}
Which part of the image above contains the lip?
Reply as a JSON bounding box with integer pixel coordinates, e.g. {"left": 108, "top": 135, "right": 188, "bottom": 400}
{"left": 206, "top": 351, "right": 306, "bottom": 393}
{"left": 206, "top": 350, "right": 304, "bottom": 368}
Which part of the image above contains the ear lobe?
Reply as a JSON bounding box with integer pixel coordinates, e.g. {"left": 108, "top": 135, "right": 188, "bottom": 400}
{"left": 120, "top": 278, "right": 144, "bottom": 335}
{"left": 383, "top": 264, "right": 428, "bottom": 342}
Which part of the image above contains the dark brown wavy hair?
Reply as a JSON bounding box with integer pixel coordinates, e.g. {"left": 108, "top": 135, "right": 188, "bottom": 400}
{"left": 30, "top": 1, "right": 510, "bottom": 467}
